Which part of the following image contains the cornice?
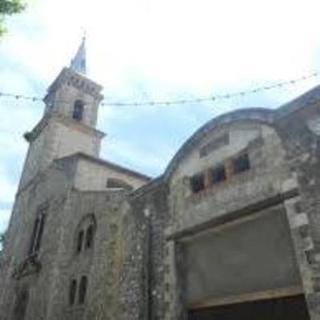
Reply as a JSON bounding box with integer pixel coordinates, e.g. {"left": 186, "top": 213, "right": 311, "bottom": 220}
{"left": 24, "top": 112, "right": 106, "bottom": 143}
{"left": 44, "top": 67, "right": 103, "bottom": 103}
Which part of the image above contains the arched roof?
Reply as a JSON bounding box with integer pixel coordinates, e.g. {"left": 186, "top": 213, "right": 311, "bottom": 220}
{"left": 164, "top": 108, "right": 276, "bottom": 179}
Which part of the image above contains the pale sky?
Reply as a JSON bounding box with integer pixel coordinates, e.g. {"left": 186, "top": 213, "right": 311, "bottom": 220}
{"left": 1, "top": 0, "right": 320, "bottom": 232}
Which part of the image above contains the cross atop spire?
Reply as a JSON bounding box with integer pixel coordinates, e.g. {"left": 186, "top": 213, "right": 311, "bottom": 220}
{"left": 70, "top": 35, "right": 86, "bottom": 75}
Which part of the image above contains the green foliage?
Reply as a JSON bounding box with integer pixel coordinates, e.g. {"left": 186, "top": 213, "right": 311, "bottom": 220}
{"left": 0, "top": 0, "right": 25, "bottom": 14}
{"left": 0, "top": 0, "right": 26, "bottom": 36}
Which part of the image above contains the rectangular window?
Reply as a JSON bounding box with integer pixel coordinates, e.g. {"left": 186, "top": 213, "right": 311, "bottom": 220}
{"left": 211, "top": 165, "right": 226, "bottom": 184}
{"left": 190, "top": 173, "right": 205, "bottom": 193}
{"left": 233, "top": 153, "right": 250, "bottom": 174}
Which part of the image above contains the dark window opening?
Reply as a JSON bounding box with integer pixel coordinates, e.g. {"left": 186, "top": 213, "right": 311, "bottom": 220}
{"left": 29, "top": 218, "right": 39, "bottom": 255}
{"left": 35, "top": 215, "right": 45, "bottom": 252}
{"left": 69, "top": 280, "right": 77, "bottom": 306}
{"left": 106, "top": 178, "right": 133, "bottom": 191}
{"left": 85, "top": 225, "right": 94, "bottom": 249}
{"left": 13, "top": 289, "right": 29, "bottom": 320}
{"left": 233, "top": 153, "right": 250, "bottom": 174}
{"left": 73, "top": 100, "right": 84, "bottom": 121}
{"left": 190, "top": 174, "right": 205, "bottom": 193}
{"left": 79, "top": 276, "right": 88, "bottom": 304}
{"left": 211, "top": 165, "right": 226, "bottom": 184}
{"left": 29, "top": 213, "right": 46, "bottom": 256}
{"left": 77, "top": 231, "right": 84, "bottom": 253}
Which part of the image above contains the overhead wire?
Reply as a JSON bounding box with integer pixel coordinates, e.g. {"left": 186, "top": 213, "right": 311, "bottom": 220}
{"left": 0, "top": 71, "right": 318, "bottom": 107}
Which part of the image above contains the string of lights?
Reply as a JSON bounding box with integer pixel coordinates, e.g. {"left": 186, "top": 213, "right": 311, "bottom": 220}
{"left": 0, "top": 71, "right": 318, "bottom": 107}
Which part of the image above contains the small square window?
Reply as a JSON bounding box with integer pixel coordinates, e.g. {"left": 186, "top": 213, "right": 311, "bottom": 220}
{"left": 233, "top": 153, "right": 250, "bottom": 174}
{"left": 190, "top": 174, "right": 205, "bottom": 193}
{"left": 211, "top": 165, "right": 226, "bottom": 184}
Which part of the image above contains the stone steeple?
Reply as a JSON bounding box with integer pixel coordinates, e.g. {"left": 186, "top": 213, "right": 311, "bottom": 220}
{"left": 19, "top": 39, "right": 105, "bottom": 190}
{"left": 70, "top": 36, "right": 86, "bottom": 75}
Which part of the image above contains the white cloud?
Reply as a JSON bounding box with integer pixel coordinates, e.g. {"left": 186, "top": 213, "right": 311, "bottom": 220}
{"left": 3, "top": 0, "right": 320, "bottom": 96}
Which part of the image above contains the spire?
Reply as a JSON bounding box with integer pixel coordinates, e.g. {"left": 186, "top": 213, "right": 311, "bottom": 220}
{"left": 70, "top": 36, "right": 86, "bottom": 75}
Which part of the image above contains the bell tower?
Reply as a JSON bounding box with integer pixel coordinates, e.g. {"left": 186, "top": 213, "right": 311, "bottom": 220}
{"left": 19, "top": 38, "right": 105, "bottom": 190}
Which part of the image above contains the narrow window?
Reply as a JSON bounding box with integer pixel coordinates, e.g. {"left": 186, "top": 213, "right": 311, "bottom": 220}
{"left": 34, "top": 214, "right": 45, "bottom": 253}
{"left": 233, "top": 153, "right": 250, "bottom": 174}
{"left": 29, "top": 213, "right": 46, "bottom": 256}
{"left": 73, "top": 100, "right": 84, "bottom": 121}
{"left": 190, "top": 173, "right": 205, "bottom": 193}
{"left": 29, "top": 217, "right": 40, "bottom": 255}
{"left": 77, "top": 231, "right": 84, "bottom": 253}
{"left": 79, "top": 276, "right": 88, "bottom": 304}
{"left": 69, "top": 280, "right": 77, "bottom": 306}
{"left": 211, "top": 165, "right": 226, "bottom": 184}
{"left": 85, "top": 225, "right": 94, "bottom": 249}
{"left": 13, "top": 289, "right": 29, "bottom": 320}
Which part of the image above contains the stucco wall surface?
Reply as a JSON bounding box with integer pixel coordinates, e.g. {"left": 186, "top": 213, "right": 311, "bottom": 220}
{"left": 74, "top": 157, "right": 149, "bottom": 191}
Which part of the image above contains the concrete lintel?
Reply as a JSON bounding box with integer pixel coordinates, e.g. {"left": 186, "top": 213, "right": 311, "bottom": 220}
{"left": 188, "top": 286, "right": 303, "bottom": 310}
{"left": 167, "top": 188, "right": 299, "bottom": 241}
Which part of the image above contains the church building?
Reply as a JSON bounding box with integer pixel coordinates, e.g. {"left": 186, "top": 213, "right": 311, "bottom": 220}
{"left": 1, "top": 39, "right": 320, "bottom": 320}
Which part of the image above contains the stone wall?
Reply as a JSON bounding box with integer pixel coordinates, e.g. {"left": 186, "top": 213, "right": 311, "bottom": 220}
{"left": 118, "top": 180, "right": 169, "bottom": 320}
{"left": 74, "top": 157, "right": 149, "bottom": 191}
{"left": 45, "top": 189, "right": 129, "bottom": 320}
{"left": 19, "top": 115, "right": 104, "bottom": 191}
{"left": 0, "top": 157, "right": 139, "bottom": 320}
{"left": 19, "top": 122, "right": 50, "bottom": 189}
{"left": 50, "top": 119, "right": 102, "bottom": 159}
{"left": 275, "top": 97, "right": 320, "bottom": 320}
{"left": 0, "top": 159, "right": 74, "bottom": 320}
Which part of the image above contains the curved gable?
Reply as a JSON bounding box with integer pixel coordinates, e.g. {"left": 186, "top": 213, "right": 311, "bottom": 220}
{"left": 164, "top": 108, "right": 276, "bottom": 181}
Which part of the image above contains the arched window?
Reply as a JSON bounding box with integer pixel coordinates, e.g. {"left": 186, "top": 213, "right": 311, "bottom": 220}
{"left": 72, "top": 100, "right": 84, "bottom": 121}
{"left": 74, "top": 214, "right": 96, "bottom": 255}
{"left": 78, "top": 276, "right": 88, "bottom": 304}
{"left": 77, "top": 230, "right": 84, "bottom": 253}
{"left": 69, "top": 279, "right": 77, "bottom": 306}
{"left": 85, "top": 225, "right": 94, "bottom": 249}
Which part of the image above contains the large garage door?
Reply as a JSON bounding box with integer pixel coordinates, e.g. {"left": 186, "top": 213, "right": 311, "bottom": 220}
{"left": 183, "top": 205, "right": 309, "bottom": 319}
